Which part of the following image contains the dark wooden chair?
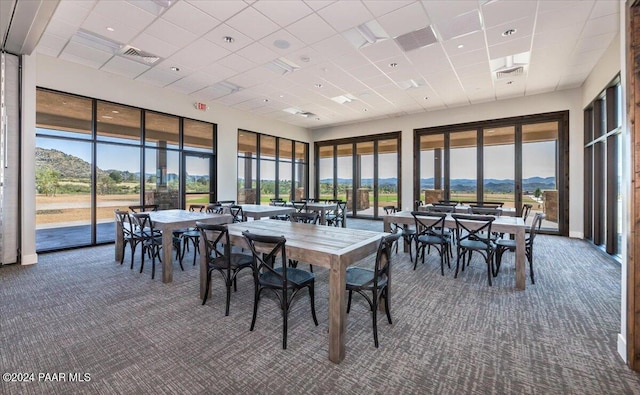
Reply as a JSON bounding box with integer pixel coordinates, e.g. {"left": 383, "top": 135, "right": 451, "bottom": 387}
{"left": 411, "top": 211, "right": 452, "bottom": 274}
{"left": 128, "top": 204, "right": 158, "bottom": 213}
{"left": 197, "top": 222, "right": 253, "bottom": 315}
{"left": 242, "top": 230, "right": 318, "bottom": 349}
{"left": 452, "top": 214, "right": 496, "bottom": 286}
{"left": 326, "top": 201, "right": 346, "bottom": 227}
{"left": 495, "top": 213, "right": 545, "bottom": 284}
{"left": 206, "top": 204, "right": 223, "bottom": 214}
{"left": 229, "top": 205, "right": 244, "bottom": 223}
{"left": 346, "top": 232, "right": 401, "bottom": 348}
{"left": 130, "top": 213, "right": 183, "bottom": 279}
{"left": 288, "top": 211, "right": 320, "bottom": 272}
{"left": 115, "top": 209, "right": 141, "bottom": 270}
{"left": 383, "top": 205, "right": 416, "bottom": 261}
{"left": 522, "top": 203, "right": 533, "bottom": 223}
{"left": 180, "top": 205, "right": 206, "bottom": 266}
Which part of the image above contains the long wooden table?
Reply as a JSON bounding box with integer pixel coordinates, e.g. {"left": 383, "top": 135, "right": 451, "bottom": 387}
{"left": 383, "top": 211, "right": 527, "bottom": 290}
{"left": 420, "top": 204, "right": 517, "bottom": 217}
{"left": 206, "top": 219, "right": 387, "bottom": 364}
{"left": 306, "top": 202, "right": 346, "bottom": 227}
{"left": 115, "top": 209, "right": 232, "bottom": 283}
{"left": 239, "top": 204, "right": 294, "bottom": 221}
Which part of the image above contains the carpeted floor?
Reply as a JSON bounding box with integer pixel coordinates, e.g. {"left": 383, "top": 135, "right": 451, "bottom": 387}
{"left": 1, "top": 220, "right": 639, "bottom": 394}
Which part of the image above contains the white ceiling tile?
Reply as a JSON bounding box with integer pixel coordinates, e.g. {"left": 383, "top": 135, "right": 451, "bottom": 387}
{"left": 312, "top": 34, "right": 355, "bottom": 57}
{"left": 52, "top": 0, "right": 93, "bottom": 25}
{"left": 46, "top": 18, "right": 81, "bottom": 39}
{"left": 442, "top": 30, "right": 486, "bottom": 56}
{"left": 405, "top": 43, "right": 451, "bottom": 74}
{"left": 36, "top": 33, "right": 68, "bottom": 56}
{"left": 435, "top": 9, "right": 482, "bottom": 41}
{"left": 317, "top": 1, "right": 374, "bottom": 32}
{"left": 362, "top": 0, "right": 414, "bottom": 17}
{"left": 421, "top": 0, "right": 479, "bottom": 23}
{"left": 488, "top": 36, "right": 532, "bottom": 60}
{"left": 130, "top": 33, "right": 179, "bottom": 59}
{"left": 166, "top": 72, "right": 217, "bottom": 95}
{"left": 259, "top": 29, "right": 306, "bottom": 56}
{"left": 217, "top": 53, "right": 258, "bottom": 73}
{"left": 536, "top": 6, "right": 592, "bottom": 33}
{"left": 590, "top": 0, "right": 619, "bottom": 19}
{"left": 449, "top": 48, "right": 487, "bottom": 69}
{"left": 286, "top": 13, "right": 337, "bottom": 45}
{"left": 582, "top": 13, "right": 620, "bottom": 39}
{"left": 481, "top": 0, "right": 538, "bottom": 28}
{"left": 485, "top": 16, "right": 535, "bottom": 47}
{"left": 136, "top": 67, "right": 184, "bottom": 87}
{"left": 187, "top": 0, "right": 249, "bottom": 21}
{"left": 59, "top": 46, "right": 112, "bottom": 69}
{"left": 377, "top": 2, "right": 430, "bottom": 38}
{"left": 538, "top": 0, "right": 593, "bottom": 14}
{"left": 101, "top": 56, "right": 150, "bottom": 78}
{"left": 226, "top": 7, "right": 280, "bottom": 40}
{"left": 161, "top": 1, "right": 221, "bottom": 36}
{"left": 303, "top": 0, "right": 336, "bottom": 11}
{"left": 228, "top": 67, "right": 276, "bottom": 88}
{"left": 360, "top": 39, "right": 403, "bottom": 62}
{"left": 532, "top": 24, "right": 581, "bottom": 50}
{"left": 200, "top": 63, "right": 238, "bottom": 81}
{"left": 169, "top": 38, "right": 230, "bottom": 69}
{"left": 215, "top": 90, "right": 256, "bottom": 105}
{"left": 328, "top": 51, "right": 369, "bottom": 70}
{"left": 455, "top": 61, "right": 491, "bottom": 79}
{"left": 204, "top": 23, "right": 253, "bottom": 50}
{"left": 574, "top": 32, "right": 616, "bottom": 55}
{"left": 81, "top": 12, "right": 142, "bottom": 44}
{"left": 253, "top": 0, "right": 314, "bottom": 26}
{"left": 359, "top": 73, "right": 394, "bottom": 88}
{"left": 236, "top": 42, "right": 279, "bottom": 64}
{"left": 347, "top": 63, "right": 384, "bottom": 80}
{"left": 145, "top": 19, "right": 198, "bottom": 48}
{"left": 92, "top": 0, "right": 156, "bottom": 31}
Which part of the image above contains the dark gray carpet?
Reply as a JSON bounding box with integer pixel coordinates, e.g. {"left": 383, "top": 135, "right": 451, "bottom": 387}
{"left": 1, "top": 221, "right": 639, "bottom": 394}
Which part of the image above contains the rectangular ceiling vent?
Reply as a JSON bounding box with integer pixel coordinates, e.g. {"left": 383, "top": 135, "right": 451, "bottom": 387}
{"left": 119, "top": 45, "right": 161, "bottom": 65}
{"left": 495, "top": 66, "right": 524, "bottom": 79}
{"left": 395, "top": 26, "right": 438, "bottom": 52}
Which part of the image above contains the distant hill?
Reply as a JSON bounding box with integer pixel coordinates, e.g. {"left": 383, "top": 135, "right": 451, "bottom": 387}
{"left": 36, "top": 147, "right": 107, "bottom": 179}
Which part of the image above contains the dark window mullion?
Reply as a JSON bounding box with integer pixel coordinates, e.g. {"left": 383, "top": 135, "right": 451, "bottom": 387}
{"left": 444, "top": 133, "right": 450, "bottom": 201}
{"left": 477, "top": 128, "right": 483, "bottom": 203}
{"left": 515, "top": 124, "right": 523, "bottom": 217}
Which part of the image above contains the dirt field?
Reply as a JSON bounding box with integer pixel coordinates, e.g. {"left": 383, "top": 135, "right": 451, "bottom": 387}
{"left": 36, "top": 194, "right": 138, "bottom": 225}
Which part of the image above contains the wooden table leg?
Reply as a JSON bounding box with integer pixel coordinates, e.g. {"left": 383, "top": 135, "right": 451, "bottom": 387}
{"left": 328, "top": 255, "right": 346, "bottom": 363}
{"left": 515, "top": 226, "right": 526, "bottom": 290}
{"left": 319, "top": 209, "right": 326, "bottom": 225}
{"left": 162, "top": 226, "right": 173, "bottom": 283}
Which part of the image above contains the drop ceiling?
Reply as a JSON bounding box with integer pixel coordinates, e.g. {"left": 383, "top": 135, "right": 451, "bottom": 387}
{"left": 29, "top": 0, "right": 620, "bottom": 129}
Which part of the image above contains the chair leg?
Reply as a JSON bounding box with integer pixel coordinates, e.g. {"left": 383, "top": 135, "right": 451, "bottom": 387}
{"left": 372, "top": 296, "right": 379, "bottom": 348}
{"left": 130, "top": 243, "right": 137, "bottom": 270}
{"left": 250, "top": 287, "right": 260, "bottom": 332}
{"left": 151, "top": 252, "right": 156, "bottom": 280}
{"left": 202, "top": 270, "right": 211, "bottom": 305}
{"left": 454, "top": 248, "right": 462, "bottom": 278}
{"left": 309, "top": 284, "right": 319, "bottom": 326}
{"left": 282, "top": 296, "right": 288, "bottom": 350}
{"left": 225, "top": 280, "right": 231, "bottom": 316}
{"left": 413, "top": 245, "right": 420, "bottom": 270}
{"left": 347, "top": 290, "right": 353, "bottom": 313}
{"left": 528, "top": 250, "right": 535, "bottom": 284}
{"left": 139, "top": 245, "right": 145, "bottom": 274}
{"left": 192, "top": 237, "right": 199, "bottom": 266}
{"left": 383, "top": 288, "right": 392, "bottom": 325}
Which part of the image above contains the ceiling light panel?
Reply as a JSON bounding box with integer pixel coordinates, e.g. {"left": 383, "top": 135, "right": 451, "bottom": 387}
{"left": 265, "top": 57, "right": 301, "bottom": 75}
{"left": 342, "top": 20, "right": 389, "bottom": 49}
{"left": 437, "top": 9, "right": 482, "bottom": 41}
{"left": 331, "top": 94, "right": 357, "bottom": 104}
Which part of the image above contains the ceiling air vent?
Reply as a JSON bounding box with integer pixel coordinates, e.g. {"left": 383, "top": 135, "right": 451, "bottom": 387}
{"left": 118, "top": 45, "right": 161, "bottom": 65}
{"left": 495, "top": 66, "right": 524, "bottom": 79}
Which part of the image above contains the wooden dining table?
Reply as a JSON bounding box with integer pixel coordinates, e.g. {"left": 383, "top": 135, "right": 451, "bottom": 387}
{"left": 420, "top": 204, "right": 517, "bottom": 216}
{"left": 305, "top": 201, "right": 346, "bottom": 227}
{"left": 238, "top": 204, "right": 295, "bottom": 221}
{"left": 383, "top": 211, "right": 527, "bottom": 290}
{"left": 204, "top": 219, "right": 388, "bottom": 364}
{"left": 115, "top": 209, "right": 232, "bottom": 283}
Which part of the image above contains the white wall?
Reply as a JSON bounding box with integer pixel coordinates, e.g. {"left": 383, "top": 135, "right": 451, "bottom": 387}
{"left": 582, "top": 32, "right": 621, "bottom": 108}
{"left": 35, "top": 54, "right": 313, "bottom": 202}
{"left": 313, "top": 89, "right": 585, "bottom": 237}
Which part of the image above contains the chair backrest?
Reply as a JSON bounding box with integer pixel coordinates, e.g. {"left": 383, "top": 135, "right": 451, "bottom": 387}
{"left": 196, "top": 222, "right": 231, "bottom": 266}
{"left": 522, "top": 203, "right": 533, "bottom": 222}
{"left": 289, "top": 211, "right": 319, "bottom": 224}
{"left": 469, "top": 205, "right": 501, "bottom": 216}
{"left": 217, "top": 200, "right": 236, "bottom": 206}
{"left": 436, "top": 200, "right": 458, "bottom": 207}
{"left": 411, "top": 211, "right": 448, "bottom": 238}
{"left": 291, "top": 201, "right": 307, "bottom": 213}
{"left": 302, "top": 198, "right": 316, "bottom": 203}
{"left": 242, "top": 231, "right": 288, "bottom": 283}
{"left": 334, "top": 201, "right": 347, "bottom": 218}
{"left": 482, "top": 201, "right": 504, "bottom": 208}
{"left": 452, "top": 214, "right": 495, "bottom": 248}
{"left": 189, "top": 204, "right": 205, "bottom": 212}
{"left": 229, "top": 205, "right": 244, "bottom": 222}
{"left": 528, "top": 213, "right": 545, "bottom": 247}
{"left": 270, "top": 198, "right": 286, "bottom": 206}
{"left": 128, "top": 204, "right": 158, "bottom": 213}
{"left": 414, "top": 200, "right": 424, "bottom": 211}
{"left": 130, "top": 213, "right": 156, "bottom": 237}
{"left": 425, "top": 205, "right": 454, "bottom": 213}
{"left": 206, "top": 204, "right": 223, "bottom": 214}
{"left": 382, "top": 205, "right": 398, "bottom": 215}
{"left": 327, "top": 199, "right": 343, "bottom": 204}
{"left": 114, "top": 209, "right": 134, "bottom": 237}
{"left": 373, "top": 232, "right": 402, "bottom": 286}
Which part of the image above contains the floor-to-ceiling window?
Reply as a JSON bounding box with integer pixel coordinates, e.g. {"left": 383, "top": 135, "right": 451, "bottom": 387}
{"left": 415, "top": 112, "right": 568, "bottom": 235}
{"left": 237, "top": 130, "right": 308, "bottom": 204}
{"left": 35, "top": 88, "right": 217, "bottom": 252}
{"left": 315, "top": 132, "right": 401, "bottom": 219}
{"left": 584, "top": 78, "right": 622, "bottom": 256}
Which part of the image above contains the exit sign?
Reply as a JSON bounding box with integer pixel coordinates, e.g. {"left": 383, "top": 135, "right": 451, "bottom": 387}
{"left": 194, "top": 102, "right": 208, "bottom": 111}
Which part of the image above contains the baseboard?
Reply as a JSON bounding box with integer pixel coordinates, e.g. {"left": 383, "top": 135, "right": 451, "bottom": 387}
{"left": 569, "top": 231, "right": 584, "bottom": 239}
{"left": 618, "top": 333, "right": 627, "bottom": 363}
{"left": 21, "top": 253, "right": 38, "bottom": 265}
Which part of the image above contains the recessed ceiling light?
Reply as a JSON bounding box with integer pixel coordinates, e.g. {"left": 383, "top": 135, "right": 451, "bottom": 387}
{"left": 424, "top": 96, "right": 429, "bottom": 100}
{"left": 263, "top": 99, "right": 269, "bottom": 102}
{"left": 274, "top": 39, "right": 290, "bottom": 49}
{"left": 506, "top": 80, "right": 514, "bottom": 84}
{"left": 300, "top": 56, "right": 310, "bottom": 63}
{"left": 170, "top": 66, "right": 180, "bottom": 72}
{"left": 106, "top": 27, "right": 115, "bottom": 32}
{"left": 457, "top": 44, "right": 464, "bottom": 49}
{"left": 315, "top": 83, "right": 323, "bottom": 88}
{"left": 502, "top": 29, "right": 517, "bottom": 37}
{"left": 223, "top": 36, "right": 234, "bottom": 44}
{"left": 111, "top": 110, "right": 119, "bottom": 114}
{"left": 279, "top": 95, "right": 284, "bottom": 98}
{"left": 363, "top": 108, "right": 368, "bottom": 112}
{"left": 389, "top": 62, "right": 398, "bottom": 68}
